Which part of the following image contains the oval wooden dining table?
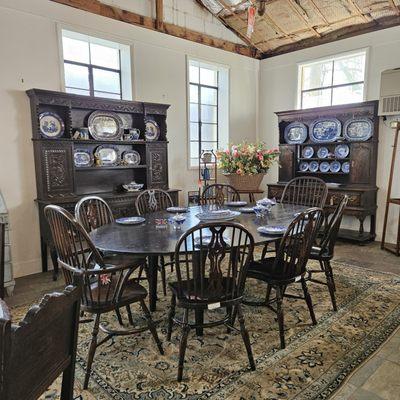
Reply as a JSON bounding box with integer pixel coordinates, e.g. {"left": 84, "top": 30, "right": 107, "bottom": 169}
{"left": 90, "top": 203, "right": 307, "bottom": 316}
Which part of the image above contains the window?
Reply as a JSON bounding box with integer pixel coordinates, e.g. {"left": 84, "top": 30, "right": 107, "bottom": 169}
{"left": 188, "top": 59, "right": 229, "bottom": 168}
{"left": 298, "top": 50, "right": 367, "bottom": 109}
{"left": 60, "top": 29, "right": 132, "bottom": 100}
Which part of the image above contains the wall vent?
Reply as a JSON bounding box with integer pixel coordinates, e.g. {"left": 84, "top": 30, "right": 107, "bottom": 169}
{"left": 379, "top": 68, "right": 400, "bottom": 116}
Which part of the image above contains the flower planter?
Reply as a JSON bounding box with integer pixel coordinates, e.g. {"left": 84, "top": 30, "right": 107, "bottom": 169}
{"left": 224, "top": 173, "right": 265, "bottom": 191}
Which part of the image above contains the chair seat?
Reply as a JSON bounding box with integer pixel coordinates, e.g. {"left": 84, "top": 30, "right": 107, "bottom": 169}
{"left": 309, "top": 246, "right": 332, "bottom": 261}
{"left": 247, "top": 258, "right": 301, "bottom": 284}
{"left": 102, "top": 253, "right": 146, "bottom": 268}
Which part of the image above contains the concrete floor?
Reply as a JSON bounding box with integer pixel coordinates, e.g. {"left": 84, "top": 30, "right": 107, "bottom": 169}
{"left": 5, "top": 241, "right": 400, "bottom": 399}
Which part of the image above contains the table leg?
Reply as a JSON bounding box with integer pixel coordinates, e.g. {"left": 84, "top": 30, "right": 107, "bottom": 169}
{"left": 148, "top": 255, "right": 159, "bottom": 312}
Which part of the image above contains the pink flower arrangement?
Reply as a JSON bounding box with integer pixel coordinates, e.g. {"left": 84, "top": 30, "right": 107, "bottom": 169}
{"left": 216, "top": 142, "right": 279, "bottom": 176}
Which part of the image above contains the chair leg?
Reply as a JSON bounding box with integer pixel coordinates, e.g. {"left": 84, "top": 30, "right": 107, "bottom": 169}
{"left": 167, "top": 294, "right": 176, "bottom": 341}
{"left": 115, "top": 308, "right": 124, "bottom": 326}
{"left": 83, "top": 313, "right": 101, "bottom": 389}
{"left": 177, "top": 309, "right": 190, "bottom": 382}
{"left": 324, "top": 261, "right": 338, "bottom": 311}
{"left": 265, "top": 284, "right": 272, "bottom": 304}
{"left": 237, "top": 304, "right": 256, "bottom": 371}
{"left": 140, "top": 300, "right": 164, "bottom": 355}
{"left": 160, "top": 265, "right": 167, "bottom": 296}
{"left": 301, "top": 278, "right": 317, "bottom": 325}
{"left": 261, "top": 243, "right": 269, "bottom": 259}
{"left": 126, "top": 305, "right": 134, "bottom": 326}
{"left": 326, "top": 260, "right": 336, "bottom": 292}
{"left": 226, "top": 305, "right": 233, "bottom": 333}
{"left": 276, "top": 286, "right": 285, "bottom": 349}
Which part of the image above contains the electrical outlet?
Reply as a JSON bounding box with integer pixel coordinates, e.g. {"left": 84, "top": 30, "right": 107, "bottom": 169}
{"left": 390, "top": 120, "right": 400, "bottom": 129}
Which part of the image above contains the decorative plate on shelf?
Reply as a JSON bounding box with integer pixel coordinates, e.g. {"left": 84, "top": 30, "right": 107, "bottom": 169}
{"left": 330, "top": 161, "right": 341, "bottom": 173}
{"left": 302, "top": 146, "right": 314, "bottom": 159}
{"left": 284, "top": 122, "right": 308, "bottom": 144}
{"left": 94, "top": 145, "right": 120, "bottom": 166}
{"left": 344, "top": 118, "right": 373, "bottom": 141}
{"left": 39, "top": 112, "right": 65, "bottom": 139}
{"left": 309, "top": 161, "right": 319, "bottom": 172}
{"left": 342, "top": 161, "right": 350, "bottom": 174}
{"left": 335, "top": 144, "right": 350, "bottom": 159}
{"left": 122, "top": 150, "right": 141, "bottom": 166}
{"left": 144, "top": 119, "right": 160, "bottom": 141}
{"left": 319, "top": 161, "right": 330, "bottom": 173}
{"left": 317, "top": 146, "right": 329, "bottom": 159}
{"left": 299, "top": 161, "right": 309, "bottom": 172}
{"left": 88, "top": 110, "right": 124, "bottom": 141}
{"left": 310, "top": 118, "right": 342, "bottom": 143}
{"left": 74, "top": 149, "right": 94, "bottom": 168}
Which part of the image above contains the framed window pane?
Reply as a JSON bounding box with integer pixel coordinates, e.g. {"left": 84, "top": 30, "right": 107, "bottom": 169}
{"left": 190, "top": 141, "right": 199, "bottom": 158}
{"left": 64, "top": 63, "right": 90, "bottom": 90}
{"left": 332, "top": 83, "right": 364, "bottom": 105}
{"left": 333, "top": 54, "right": 365, "bottom": 85}
{"left": 93, "top": 68, "right": 120, "bottom": 94}
{"left": 200, "top": 67, "right": 217, "bottom": 86}
{"left": 90, "top": 43, "right": 120, "bottom": 69}
{"left": 190, "top": 158, "right": 199, "bottom": 167}
{"left": 201, "top": 141, "right": 217, "bottom": 151}
{"left": 94, "top": 91, "right": 121, "bottom": 99}
{"left": 201, "top": 87, "right": 217, "bottom": 105}
{"left": 202, "top": 123, "right": 217, "bottom": 142}
{"left": 190, "top": 84, "right": 198, "bottom": 103}
{"left": 190, "top": 103, "right": 199, "bottom": 122}
{"left": 302, "top": 61, "right": 333, "bottom": 90}
{"left": 62, "top": 36, "right": 89, "bottom": 63}
{"left": 189, "top": 65, "right": 199, "bottom": 84}
{"left": 201, "top": 105, "right": 217, "bottom": 123}
{"left": 302, "top": 88, "right": 331, "bottom": 109}
{"left": 66, "top": 87, "right": 90, "bottom": 96}
{"left": 190, "top": 122, "right": 199, "bottom": 140}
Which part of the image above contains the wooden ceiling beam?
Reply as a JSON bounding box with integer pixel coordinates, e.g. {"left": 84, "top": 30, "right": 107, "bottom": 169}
{"left": 388, "top": 0, "right": 400, "bottom": 16}
{"left": 308, "top": 0, "right": 330, "bottom": 26}
{"left": 347, "top": 0, "right": 374, "bottom": 23}
{"left": 155, "top": 0, "right": 164, "bottom": 31}
{"left": 50, "top": 0, "right": 259, "bottom": 58}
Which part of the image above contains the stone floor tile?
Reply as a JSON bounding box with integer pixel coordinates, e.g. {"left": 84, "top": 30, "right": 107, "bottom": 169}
{"left": 348, "top": 387, "right": 384, "bottom": 400}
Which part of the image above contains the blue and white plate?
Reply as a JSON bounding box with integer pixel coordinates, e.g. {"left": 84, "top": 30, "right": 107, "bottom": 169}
{"left": 335, "top": 144, "right": 349, "bottom": 159}
{"left": 302, "top": 146, "right": 314, "bottom": 159}
{"left": 317, "top": 147, "right": 329, "bottom": 159}
{"left": 196, "top": 210, "right": 241, "bottom": 222}
{"left": 116, "top": 216, "right": 146, "bottom": 225}
{"left": 310, "top": 118, "right": 342, "bottom": 143}
{"left": 225, "top": 201, "right": 247, "bottom": 207}
{"left": 330, "top": 161, "right": 341, "bottom": 173}
{"left": 239, "top": 207, "right": 255, "bottom": 213}
{"left": 341, "top": 161, "right": 350, "bottom": 174}
{"left": 344, "top": 118, "right": 373, "bottom": 141}
{"left": 257, "top": 225, "right": 287, "bottom": 235}
{"left": 167, "top": 207, "right": 188, "bottom": 213}
{"left": 39, "top": 112, "right": 65, "bottom": 139}
{"left": 309, "top": 161, "right": 319, "bottom": 172}
{"left": 299, "top": 161, "right": 309, "bottom": 172}
{"left": 319, "top": 161, "right": 330, "bottom": 173}
{"left": 284, "top": 122, "right": 308, "bottom": 144}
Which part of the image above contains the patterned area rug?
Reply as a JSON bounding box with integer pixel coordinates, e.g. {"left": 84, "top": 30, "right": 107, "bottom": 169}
{"left": 13, "top": 260, "right": 400, "bottom": 399}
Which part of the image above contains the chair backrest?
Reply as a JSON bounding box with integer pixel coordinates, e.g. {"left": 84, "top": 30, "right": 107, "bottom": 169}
{"left": 201, "top": 184, "right": 240, "bottom": 206}
{"left": 75, "top": 195, "right": 114, "bottom": 232}
{"left": 274, "top": 207, "right": 324, "bottom": 280}
{"left": 320, "top": 195, "right": 349, "bottom": 256}
{"left": 174, "top": 222, "right": 254, "bottom": 303}
{"left": 281, "top": 177, "right": 328, "bottom": 208}
{"left": 45, "top": 205, "right": 128, "bottom": 310}
{"left": 135, "top": 189, "right": 173, "bottom": 215}
{"left": 0, "top": 223, "right": 5, "bottom": 299}
{"left": 0, "top": 274, "right": 82, "bottom": 400}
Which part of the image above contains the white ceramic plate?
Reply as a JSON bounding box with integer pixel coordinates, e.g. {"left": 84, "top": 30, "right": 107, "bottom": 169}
{"left": 257, "top": 225, "right": 287, "bottom": 235}
{"left": 115, "top": 217, "right": 146, "bottom": 225}
{"left": 196, "top": 210, "right": 241, "bottom": 221}
{"left": 225, "top": 201, "right": 247, "bottom": 207}
{"left": 167, "top": 207, "right": 188, "bottom": 213}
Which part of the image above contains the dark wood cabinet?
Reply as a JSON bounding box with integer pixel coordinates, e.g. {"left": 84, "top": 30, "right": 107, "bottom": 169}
{"left": 27, "top": 89, "right": 179, "bottom": 273}
{"left": 269, "top": 101, "right": 379, "bottom": 243}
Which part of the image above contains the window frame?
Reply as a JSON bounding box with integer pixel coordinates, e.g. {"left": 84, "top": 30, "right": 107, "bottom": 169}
{"left": 297, "top": 48, "right": 368, "bottom": 109}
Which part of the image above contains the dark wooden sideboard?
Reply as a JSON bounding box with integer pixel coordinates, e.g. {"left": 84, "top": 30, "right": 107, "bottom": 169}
{"left": 268, "top": 101, "right": 379, "bottom": 243}
{"left": 27, "top": 89, "right": 179, "bottom": 275}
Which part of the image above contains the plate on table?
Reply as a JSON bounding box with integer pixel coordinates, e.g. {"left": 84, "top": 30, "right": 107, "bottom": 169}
{"left": 88, "top": 110, "right": 124, "bottom": 141}
{"left": 39, "top": 112, "right": 65, "bottom": 139}
{"left": 196, "top": 210, "right": 241, "bottom": 222}
{"left": 116, "top": 217, "right": 146, "bottom": 225}
{"left": 317, "top": 146, "right": 329, "bottom": 159}
{"left": 335, "top": 144, "right": 349, "bottom": 159}
{"left": 257, "top": 225, "right": 287, "bottom": 235}
{"left": 284, "top": 122, "right": 308, "bottom": 144}
{"left": 344, "top": 118, "right": 373, "bottom": 141}
{"left": 309, "top": 161, "right": 319, "bottom": 172}
{"left": 310, "top": 118, "right": 342, "bottom": 143}
{"left": 319, "top": 161, "right": 330, "bottom": 173}
{"left": 302, "top": 146, "right": 314, "bottom": 159}
{"left": 341, "top": 161, "right": 350, "bottom": 174}
{"left": 239, "top": 207, "right": 255, "bottom": 213}
{"left": 299, "top": 161, "right": 309, "bottom": 172}
{"left": 167, "top": 207, "right": 188, "bottom": 213}
{"left": 330, "top": 161, "right": 341, "bottom": 173}
{"left": 144, "top": 119, "right": 160, "bottom": 141}
{"left": 74, "top": 149, "right": 94, "bottom": 168}
{"left": 225, "top": 201, "right": 247, "bottom": 207}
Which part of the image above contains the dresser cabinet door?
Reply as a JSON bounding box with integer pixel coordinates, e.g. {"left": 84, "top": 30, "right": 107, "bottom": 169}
{"left": 278, "top": 145, "right": 295, "bottom": 182}
{"left": 146, "top": 142, "right": 168, "bottom": 190}
{"left": 349, "top": 143, "right": 374, "bottom": 185}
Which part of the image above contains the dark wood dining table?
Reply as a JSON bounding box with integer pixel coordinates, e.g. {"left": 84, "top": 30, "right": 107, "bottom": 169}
{"left": 90, "top": 203, "right": 307, "bottom": 314}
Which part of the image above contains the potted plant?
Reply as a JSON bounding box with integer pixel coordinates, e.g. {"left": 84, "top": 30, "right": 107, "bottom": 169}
{"left": 216, "top": 142, "right": 279, "bottom": 191}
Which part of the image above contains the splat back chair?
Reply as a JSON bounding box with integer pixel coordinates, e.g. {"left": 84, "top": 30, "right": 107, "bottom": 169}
{"left": 246, "top": 208, "right": 324, "bottom": 349}
{"left": 201, "top": 184, "right": 240, "bottom": 206}
{"left": 307, "top": 195, "right": 349, "bottom": 311}
{"left": 0, "top": 274, "right": 82, "bottom": 400}
{"left": 167, "top": 222, "right": 256, "bottom": 381}
{"left": 45, "top": 205, "right": 163, "bottom": 389}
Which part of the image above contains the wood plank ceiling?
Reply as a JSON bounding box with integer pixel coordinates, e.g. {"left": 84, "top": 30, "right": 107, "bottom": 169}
{"left": 196, "top": 0, "right": 400, "bottom": 58}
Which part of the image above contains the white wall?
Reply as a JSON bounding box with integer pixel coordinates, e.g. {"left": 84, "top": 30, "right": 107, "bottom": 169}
{"left": 259, "top": 26, "right": 400, "bottom": 244}
{"left": 0, "top": 0, "right": 259, "bottom": 277}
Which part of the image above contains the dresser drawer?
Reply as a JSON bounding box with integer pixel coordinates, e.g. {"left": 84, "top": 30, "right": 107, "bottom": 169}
{"left": 327, "top": 191, "right": 361, "bottom": 207}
